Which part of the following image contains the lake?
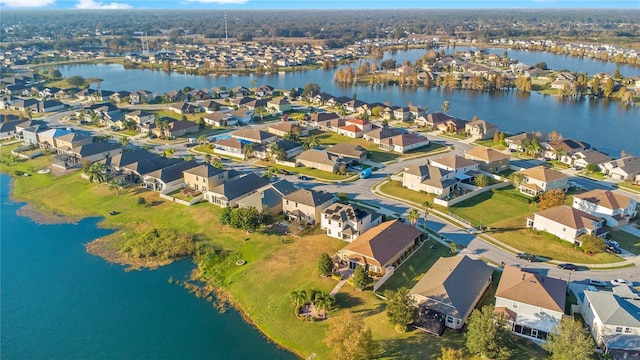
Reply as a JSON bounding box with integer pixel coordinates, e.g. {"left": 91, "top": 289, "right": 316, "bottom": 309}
{"left": 0, "top": 173, "right": 294, "bottom": 360}
{"left": 57, "top": 48, "right": 640, "bottom": 156}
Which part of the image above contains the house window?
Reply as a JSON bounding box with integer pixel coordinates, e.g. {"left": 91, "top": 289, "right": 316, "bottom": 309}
{"left": 615, "top": 327, "right": 623, "bottom": 333}
{"left": 512, "top": 302, "right": 519, "bottom": 309}
{"left": 195, "top": 176, "right": 199, "bottom": 181}
{"left": 562, "top": 227, "right": 566, "bottom": 232}
{"left": 625, "top": 328, "right": 631, "bottom": 333}
{"left": 327, "top": 229, "right": 331, "bottom": 235}
{"left": 286, "top": 200, "right": 289, "bottom": 205}
{"left": 328, "top": 220, "right": 331, "bottom": 224}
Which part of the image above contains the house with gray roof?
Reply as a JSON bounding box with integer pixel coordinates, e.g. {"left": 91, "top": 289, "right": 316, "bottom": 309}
{"left": 203, "top": 172, "right": 270, "bottom": 208}
{"left": 143, "top": 160, "right": 199, "bottom": 193}
{"left": 602, "top": 156, "right": 640, "bottom": 183}
{"left": 580, "top": 286, "right": 640, "bottom": 358}
{"left": 410, "top": 255, "right": 493, "bottom": 330}
{"left": 296, "top": 149, "right": 339, "bottom": 173}
{"left": 183, "top": 164, "right": 240, "bottom": 193}
{"left": 402, "top": 165, "right": 459, "bottom": 196}
{"left": 236, "top": 179, "right": 297, "bottom": 214}
{"left": 103, "top": 149, "right": 181, "bottom": 183}
{"left": 282, "top": 189, "right": 335, "bottom": 224}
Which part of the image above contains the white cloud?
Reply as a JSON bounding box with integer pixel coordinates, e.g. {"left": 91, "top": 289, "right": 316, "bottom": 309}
{"left": 0, "top": 0, "right": 55, "bottom": 7}
{"left": 185, "top": 0, "right": 248, "bottom": 4}
{"left": 75, "top": 0, "right": 132, "bottom": 9}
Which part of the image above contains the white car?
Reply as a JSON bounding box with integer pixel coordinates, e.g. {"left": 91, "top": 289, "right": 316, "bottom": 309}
{"left": 611, "top": 279, "right": 633, "bottom": 287}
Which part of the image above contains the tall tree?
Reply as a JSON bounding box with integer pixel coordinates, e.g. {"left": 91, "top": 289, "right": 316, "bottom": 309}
{"left": 312, "top": 291, "right": 335, "bottom": 318}
{"left": 465, "top": 305, "right": 512, "bottom": 360}
{"left": 474, "top": 174, "right": 489, "bottom": 187}
{"left": 539, "top": 189, "right": 566, "bottom": 210}
{"left": 317, "top": 253, "right": 334, "bottom": 277}
{"left": 407, "top": 209, "right": 420, "bottom": 226}
{"left": 86, "top": 162, "right": 106, "bottom": 183}
{"left": 107, "top": 179, "right": 121, "bottom": 195}
{"left": 543, "top": 318, "right": 596, "bottom": 360}
{"left": 383, "top": 287, "right": 416, "bottom": 332}
{"left": 324, "top": 311, "right": 375, "bottom": 360}
{"left": 242, "top": 143, "right": 255, "bottom": 159}
{"left": 352, "top": 266, "right": 369, "bottom": 290}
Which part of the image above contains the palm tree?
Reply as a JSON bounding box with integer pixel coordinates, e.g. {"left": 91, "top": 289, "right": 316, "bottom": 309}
{"left": 108, "top": 179, "right": 121, "bottom": 195}
{"left": 197, "top": 134, "right": 208, "bottom": 146}
{"left": 163, "top": 148, "right": 176, "bottom": 158}
{"left": 270, "top": 143, "right": 286, "bottom": 161}
{"left": 307, "top": 134, "right": 321, "bottom": 149}
{"left": 204, "top": 153, "right": 212, "bottom": 164}
{"left": 302, "top": 140, "right": 311, "bottom": 150}
{"left": 290, "top": 289, "right": 309, "bottom": 308}
{"left": 255, "top": 106, "right": 268, "bottom": 122}
{"left": 553, "top": 147, "right": 567, "bottom": 161}
{"left": 86, "top": 162, "right": 106, "bottom": 183}
{"left": 441, "top": 100, "right": 451, "bottom": 114}
{"left": 407, "top": 209, "right": 420, "bottom": 226}
{"left": 242, "top": 143, "right": 255, "bottom": 159}
{"left": 118, "top": 136, "right": 129, "bottom": 149}
{"left": 422, "top": 200, "right": 432, "bottom": 232}
{"left": 313, "top": 292, "right": 335, "bottom": 318}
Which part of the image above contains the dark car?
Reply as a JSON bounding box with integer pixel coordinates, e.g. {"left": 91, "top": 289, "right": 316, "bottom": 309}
{"left": 557, "top": 263, "right": 578, "bottom": 271}
{"left": 280, "top": 169, "right": 291, "bottom": 175}
{"left": 297, "top": 175, "right": 310, "bottom": 180}
{"left": 605, "top": 244, "right": 622, "bottom": 254}
{"left": 516, "top": 253, "right": 536, "bottom": 262}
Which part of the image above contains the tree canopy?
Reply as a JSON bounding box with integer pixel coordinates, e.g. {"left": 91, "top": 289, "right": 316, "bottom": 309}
{"left": 324, "top": 311, "right": 375, "bottom": 360}
{"left": 465, "top": 305, "right": 512, "bottom": 360}
{"left": 543, "top": 318, "right": 596, "bottom": 360}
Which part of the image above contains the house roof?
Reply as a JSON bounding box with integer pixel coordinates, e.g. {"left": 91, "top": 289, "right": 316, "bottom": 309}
{"left": 268, "top": 98, "right": 291, "bottom": 106}
{"left": 574, "top": 190, "right": 634, "bottom": 211}
{"left": 322, "top": 203, "right": 370, "bottom": 223}
{"left": 404, "top": 165, "right": 457, "bottom": 189}
{"left": 232, "top": 129, "right": 275, "bottom": 143}
{"left": 519, "top": 165, "right": 568, "bottom": 182}
{"left": 283, "top": 188, "right": 334, "bottom": 207}
{"left": 608, "top": 156, "right": 640, "bottom": 176}
{"left": 310, "top": 112, "right": 340, "bottom": 122}
{"left": 183, "top": 163, "right": 227, "bottom": 178}
{"left": 364, "top": 127, "right": 403, "bottom": 140}
{"left": 104, "top": 149, "right": 181, "bottom": 175}
{"left": 237, "top": 179, "right": 296, "bottom": 210}
{"left": 70, "top": 141, "right": 122, "bottom": 158}
{"left": 273, "top": 139, "right": 302, "bottom": 152}
{"left": 346, "top": 118, "right": 370, "bottom": 126}
{"left": 381, "top": 133, "right": 428, "bottom": 147}
{"left": 268, "top": 122, "right": 298, "bottom": 133}
{"left": 466, "top": 119, "right": 497, "bottom": 131}
{"left": 535, "top": 205, "right": 604, "bottom": 231}
{"left": 339, "top": 124, "right": 361, "bottom": 133}
{"left": 583, "top": 286, "right": 640, "bottom": 329}
{"left": 431, "top": 155, "right": 478, "bottom": 170}
{"left": 326, "top": 143, "right": 366, "bottom": 159}
{"left": 410, "top": 255, "right": 494, "bottom": 318}
{"left": 215, "top": 137, "right": 244, "bottom": 150}
{"left": 424, "top": 112, "right": 455, "bottom": 125}
{"left": 208, "top": 173, "right": 270, "bottom": 201}
{"left": 496, "top": 266, "right": 566, "bottom": 313}
{"left": 167, "top": 120, "right": 199, "bottom": 132}
{"left": 505, "top": 132, "right": 544, "bottom": 146}
{"left": 547, "top": 138, "right": 586, "bottom": 152}
{"left": 572, "top": 149, "right": 611, "bottom": 165}
{"left": 144, "top": 160, "right": 199, "bottom": 183}
{"left": 55, "top": 132, "right": 91, "bottom": 143}
{"left": 340, "top": 220, "right": 422, "bottom": 268}
{"left": 39, "top": 128, "right": 71, "bottom": 139}
{"left": 465, "top": 145, "right": 510, "bottom": 162}
{"left": 296, "top": 149, "right": 336, "bottom": 166}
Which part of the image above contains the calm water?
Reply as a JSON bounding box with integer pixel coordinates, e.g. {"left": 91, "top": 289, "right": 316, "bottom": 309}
{"left": 0, "top": 173, "right": 294, "bottom": 360}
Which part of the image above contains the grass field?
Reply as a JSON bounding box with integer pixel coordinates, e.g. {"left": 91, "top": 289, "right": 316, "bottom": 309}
{"left": 379, "top": 180, "right": 440, "bottom": 209}
{"left": 255, "top": 160, "right": 354, "bottom": 181}
{"left": 449, "top": 191, "right": 537, "bottom": 227}
{"left": 607, "top": 228, "right": 640, "bottom": 255}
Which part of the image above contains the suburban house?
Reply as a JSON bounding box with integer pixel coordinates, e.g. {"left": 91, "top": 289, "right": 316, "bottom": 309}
{"left": 203, "top": 112, "right": 237, "bottom": 127}
{"left": 232, "top": 129, "right": 278, "bottom": 145}
{"left": 325, "top": 143, "right": 367, "bottom": 165}
{"left": 256, "top": 139, "right": 304, "bottom": 160}
{"left": 236, "top": 179, "right": 297, "bottom": 214}
{"left": 465, "top": 119, "right": 498, "bottom": 141}
{"left": 602, "top": 156, "right": 640, "bottom": 183}
{"left": 143, "top": 160, "right": 200, "bottom": 193}
{"left": 336, "top": 220, "right": 424, "bottom": 276}
{"left": 212, "top": 137, "right": 248, "bottom": 159}
{"left": 296, "top": 149, "right": 339, "bottom": 173}
{"left": 337, "top": 118, "right": 373, "bottom": 138}
{"left": 570, "top": 149, "right": 612, "bottom": 170}
{"left": 379, "top": 133, "right": 430, "bottom": 154}
{"left": 203, "top": 172, "right": 270, "bottom": 207}
{"left": 320, "top": 203, "right": 383, "bottom": 242}
{"left": 103, "top": 149, "right": 181, "bottom": 183}
{"left": 544, "top": 138, "right": 587, "bottom": 163}
{"left": 267, "top": 98, "right": 292, "bottom": 113}
{"left": 169, "top": 102, "right": 200, "bottom": 115}
{"left": 402, "top": 165, "right": 459, "bottom": 196}
{"left": 494, "top": 266, "right": 567, "bottom": 342}
{"left": 429, "top": 155, "right": 480, "bottom": 182}
{"left": 20, "top": 124, "right": 48, "bottom": 145}
{"left": 580, "top": 286, "right": 640, "bottom": 359}
{"left": 267, "top": 122, "right": 309, "bottom": 138}
{"left": 228, "top": 108, "right": 254, "bottom": 124}
{"left": 0, "top": 120, "right": 23, "bottom": 139}
{"left": 64, "top": 141, "right": 123, "bottom": 165}
{"left": 305, "top": 112, "right": 340, "bottom": 127}
{"left": 183, "top": 164, "right": 240, "bottom": 192}
{"left": 316, "top": 118, "right": 345, "bottom": 132}
{"left": 363, "top": 127, "right": 403, "bottom": 144}
{"left": 505, "top": 132, "right": 546, "bottom": 153}
{"left": 282, "top": 189, "right": 335, "bottom": 225}
{"left": 37, "top": 128, "right": 71, "bottom": 150}
{"left": 517, "top": 165, "right": 569, "bottom": 196}
{"left": 410, "top": 255, "right": 494, "bottom": 330}
{"left": 572, "top": 190, "right": 638, "bottom": 228}
{"left": 526, "top": 205, "right": 607, "bottom": 246}
{"left": 53, "top": 132, "right": 93, "bottom": 151}
{"left": 464, "top": 145, "right": 510, "bottom": 173}
{"left": 152, "top": 119, "right": 199, "bottom": 139}
{"left": 124, "top": 110, "right": 155, "bottom": 125}
{"left": 414, "top": 112, "right": 455, "bottom": 128}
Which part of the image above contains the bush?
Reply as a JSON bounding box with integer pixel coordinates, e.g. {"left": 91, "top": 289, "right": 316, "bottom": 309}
{"left": 331, "top": 272, "right": 343, "bottom": 281}
{"left": 136, "top": 197, "right": 147, "bottom": 206}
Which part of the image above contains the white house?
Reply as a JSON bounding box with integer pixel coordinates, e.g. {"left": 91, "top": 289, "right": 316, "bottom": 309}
{"left": 526, "top": 205, "right": 607, "bottom": 246}
{"left": 320, "top": 203, "right": 382, "bottom": 242}
{"left": 429, "top": 154, "right": 479, "bottom": 182}
{"left": 580, "top": 286, "right": 640, "bottom": 358}
{"left": 572, "top": 189, "right": 638, "bottom": 227}
{"left": 494, "top": 266, "right": 567, "bottom": 342}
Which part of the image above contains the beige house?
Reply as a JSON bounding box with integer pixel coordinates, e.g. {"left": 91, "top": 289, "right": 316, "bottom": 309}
{"left": 232, "top": 129, "right": 278, "bottom": 144}
{"left": 282, "top": 189, "right": 335, "bottom": 224}
{"left": 267, "top": 98, "right": 292, "bottom": 113}
{"left": 411, "top": 255, "right": 493, "bottom": 330}
{"left": 267, "top": 122, "right": 308, "bottom": 137}
{"left": 321, "top": 203, "right": 382, "bottom": 242}
{"left": 464, "top": 145, "right": 510, "bottom": 173}
{"left": 465, "top": 119, "right": 498, "bottom": 141}
{"left": 337, "top": 220, "right": 424, "bottom": 276}
{"left": 53, "top": 132, "right": 92, "bottom": 151}
{"left": 572, "top": 189, "right": 638, "bottom": 227}
{"left": 325, "top": 143, "right": 367, "bottom": 165}
{"left": 526, "top": 205, "right": 607, "bottom": 246}
{"left": 494, "top": 266, "right": 567, "bottom": 342}
{"left": 517, "top": 165, "right": 569, "bottom": 196}
{"left": 402, "top": 165, "right": 459, "bottom": 196}
{"left": 296, "top": 149, "right": 339, "bottom": 173}
{"left": 183, "top": 164, "right": 239, "bottom": 192}
{"left": 379, "top": 133, "right": 430, "bottom": 154}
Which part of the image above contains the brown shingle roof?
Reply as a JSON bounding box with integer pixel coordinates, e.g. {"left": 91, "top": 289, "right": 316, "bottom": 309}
{"left": 326, "top": 143, "right": 366, "bottom": 158}
{"left": 296, "top": 149, "right": 336, "bottom": 166}
{"left": 535, "top": 205, "right": 603, "bottom": 231}
{"left": 431, "top": 155, "right": 477, "bottom": 170}
{"left": 495, "top": 266, "right": 566, "bottom": 313}
{"left": 465, "top": 145, "right": 510, "bottom": 162}
{"left": 519, "top": 165, "right": 568, "bottom": 182}
{"left": 574, "top": 189, "right": 633, "bottom": 211}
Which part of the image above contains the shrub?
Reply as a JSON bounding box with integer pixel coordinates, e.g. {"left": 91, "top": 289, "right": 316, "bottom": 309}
{"left": 136, "top": 197, "right": 147, "bottom": 206}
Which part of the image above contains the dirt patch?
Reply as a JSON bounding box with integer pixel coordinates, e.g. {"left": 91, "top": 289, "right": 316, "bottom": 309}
{"left": 16, "top": 203, "right": 77, "bottom": 224}
{"left": 49, "top": 165, "right": 76, "bottom": 177}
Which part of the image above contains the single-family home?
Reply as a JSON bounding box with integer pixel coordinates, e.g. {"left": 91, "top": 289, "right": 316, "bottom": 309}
{"left": 517, "top": 165, "right": 569, "bottom": 196}
{"left": 169, "top": 102, "right": 200, "bottom": 115}
{"left": 232, "top": 129, "right": 278, "bottom": 145}
{"left": 316, "top": 118, "right": 345, "bottom": 132}
{"left": 379, "top": 133, "right": 430, "bottom": 153}
{"left": 53, "top": 132, "right": 93, "bottom": 151}
{"left": 325, "top": 143, "right": 367, "bottom": 165}
{"left": 66, "top": 141, "right": 123, "bottom": 164}
{"left": 267, "top": 98, "right": 292, "bottom": 113}
{"left": 20, "top": 124, "right": 48, "bottom": 145}
{"left": 38, "top": 99, "right": 65, "bottom": 113}
{"left": 580, "top": 286, "right": 640, "bottom": 359}
{"left": 410, "top": 255, "right": 493, "bottom": 330}
{"left": 321, "top": 203, "right": 383, "bottom": 242}
{"left": 602, "top": 156, "right": 640, "bottom": 183}
{"left": 0, "top": 120, "right": 22, "bottom": 139}
{"left": 526, "top": 205, "right": 607, "bottom": 246}
{"left": 183, "top": 164, "right": 240, "bottom": 192}
{"left": 465, "top": 119, "right": 498, "bottom": 141}
{"left": 402, "top": 165, "right": 459, "bottom": 196}
{"left": 429, "top": 155, "right": 480, "bottom": 182}
{"left": 572, "top": 190, "right": 637, "bottom": 228}
{"left": 236, "top": 179, "right": 298, "bottom": 214}
{"left": 263, "top": 139, "right": 304, "bottom": 159}
{"left": 363, "top": 127, "right": 403, "bottom": 144}
{"left": 203, "top": 112, "right": 237, "bottom": 127}
{"left": 296, "top": 149, "right": 339, "bottom": 173}
{"left": 143, "top": 160, "right": 200, "bottom": 193}
{"left": 231, "top": 86, "right": 250, "bottom": 98}
{"left": 464, "top": 145, "right": 510, "bottom": 173}
{"left": 570, "top": 149, "right": 612, "bottom": 170}
{"left": 494, "top": 266, "right": 567, "bottom": 342}
{"left": 282, "top": 189, "right": 335, "bottom": 225}
{"left": 267, "top": 122, "right": 308, "bottom": 138}
{"left": 255, "top": 85, "right": 275, "bottom": 97}
{"left": 203, "top": 172, "right": 270, "bottom": 208}
{"left": 37, "top": 128, "right": 71, "bottom": 150}
{"left": 336, "top": 220, "right": 424, "bottom": 276}
{"left": 305, "top": 112, "right": 340, "bottom": 127}
{"left": 505, "top": 132, "right": 546, "bottom": 153}
{"left": 125, "top": 110, "right": 155, "bottom": 125}
{"left": 152, "top": 119, "right": 199, "bottom": 139}
{"left": 544, "top": 138, "right": 587, "bottom": 163}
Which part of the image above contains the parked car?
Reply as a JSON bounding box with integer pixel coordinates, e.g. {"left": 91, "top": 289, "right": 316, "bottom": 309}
{"left": 280, "top": 169, "right": 291, "bottom": 175}
{"left": 297, "top": 175, "right": 310, "bottom": 180}
{"left": 587, "top": 279, "right": 608, "bottom": 287}
{"left": 611, "top": 278, "right": 633, "bottom": 287}
{"left": 605, "top": 244, "right": 622, "bottom": 254}
{"left": 516, "top": 253, "right": 536, "bottom": 262}
{"left": 557, "top": 263, "right": 578, "bottom": 271}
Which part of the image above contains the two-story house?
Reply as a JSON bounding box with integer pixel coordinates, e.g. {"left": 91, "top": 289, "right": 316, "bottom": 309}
{"left": 464, "top": 145, "right": 510, "bottom": 174}
{"left": 282, "top": 189, "right": 335, "bottom": 225}
{"left": 572, "top": 190, "right": 638, "bottom": 228}
{"left": 183, "top": 164, "right": 240, "bottom": 192}
{"left": 465, "top": 119, "right": 498, "bottom": 141}
{"left": 494, "top": 266, "right": 567, "bottom": 342}
{"left": 517, "top": 165, "right": 569, "bottom": 196}
{"left": 580, "top": 286, "right": 640, "bottom": 359}
{"left": 337, "top": 118, "right": 372, "bottom": 138}
{"left": 320, "top": 203, "right": 382, "bottom": 242}
{"left": 526, "top": 205, "right": 607, "bottom": 246}
{"left": 429, "top": 155, "right": 480, "bottom": 182}
{"left": 402, "top": 165, "right": 459, "bottom": 196}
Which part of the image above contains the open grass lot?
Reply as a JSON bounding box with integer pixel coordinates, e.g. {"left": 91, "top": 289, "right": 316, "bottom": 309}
{"left": 607, "top": 228, "right": 640, "bottom": 255}
{"left": 255, "top": 160, "right": 353, "bottom": 181}
{"left": 379, "top": 180, "right": 440, "bottom": 210}
{"left": 449, "top": 191, "right": 537, "bottom": 227}
{"left": 376, "top": 240, "right": 451, "bottom": 294}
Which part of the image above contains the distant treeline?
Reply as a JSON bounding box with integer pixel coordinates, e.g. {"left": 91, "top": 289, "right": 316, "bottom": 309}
{"left": 2, "top": 9, "right": 639, "bottom": 50}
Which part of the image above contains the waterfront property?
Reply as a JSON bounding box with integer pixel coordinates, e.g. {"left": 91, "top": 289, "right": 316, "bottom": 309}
{"left": 183, "top": 164, "right": 240, "bottom": 192}
{"left": 464, "top": 145, "right": 510, "bottom": 174}
{"left": 236, "top": 179, "right": 297, "bottom": 214}
{"left": 379, "top": 133, "right": 430, "bottom": 154}
{"left": 410, "top": 255, "right": 493, "bottom": 330}
{"left": 526, "top": 205, "right": 607, "bottom": 246}
{"left": 517, "top": 165, "right": 569, "bottom": 196}
{"left": 465, "top": 119, "right": 498, "bottom": 141}
{"left": 602, "top": 156, "right": 640, "bottom": 183}
{"left": 282, "top": 188, "right": 335, "bottom": 225}
{"left": 320, "top": 203, "right": 382, "bottom": 242}
{"left": 203, "top": 172, "right": 270, "bottom": 207}
{"left": 494, "top": 266, "right": 567, "bottom": 342}
{"left": 572, "top": 190, "right": 638, "bottom": 228}
{"left": 143, "top": 160, "right": 200, "bottom": 193}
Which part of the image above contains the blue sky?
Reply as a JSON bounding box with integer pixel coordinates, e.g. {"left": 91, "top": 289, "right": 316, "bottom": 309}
{"left": 1, "top": 0, "right": 638, "bottom": 9}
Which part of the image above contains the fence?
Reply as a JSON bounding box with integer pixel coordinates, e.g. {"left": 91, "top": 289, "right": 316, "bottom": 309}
{"left": 159, "top": 192, "right": 203, "bottom": 206}
{"left": 373, "top": 266, "right": 395, "bottom": 292}
{"left": 434, "top": 180, "right": 510, "bottom": 207}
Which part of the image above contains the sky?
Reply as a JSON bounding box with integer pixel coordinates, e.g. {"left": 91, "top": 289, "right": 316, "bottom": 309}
{"left": 1, "top": 0, "right": 639, "bottom": 9}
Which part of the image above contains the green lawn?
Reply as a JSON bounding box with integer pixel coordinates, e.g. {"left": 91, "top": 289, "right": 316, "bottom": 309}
{"left": 618, "top": 182, "right": 640, "bottom": 194}
{"left": 379, "top": 180, "right": 440, "bottom": 210}
{"left": 256, "top": 161, "right": 354, "bottom": 181}
{"left": 376, "top": 240, "right": 451, "bottom": 293}
{"left": 449, "top": 191, "right": 537, "bottom": 227}
{"left": 607, "top": 228, "right": 640, "bottom": 255}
